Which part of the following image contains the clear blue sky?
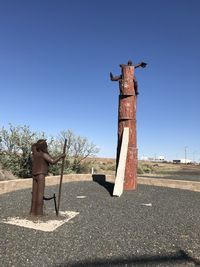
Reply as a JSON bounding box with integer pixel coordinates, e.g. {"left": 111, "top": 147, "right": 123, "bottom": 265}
{"left": 0, "top": 0, "right": 200, "bottom": 160}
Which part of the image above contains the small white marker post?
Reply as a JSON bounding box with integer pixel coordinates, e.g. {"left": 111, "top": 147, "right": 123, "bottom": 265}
{"left": 113, "top": 127, "right": 129, "bottom": 197}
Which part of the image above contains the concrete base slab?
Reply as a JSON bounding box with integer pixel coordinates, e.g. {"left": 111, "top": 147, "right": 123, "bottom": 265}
{"left": 1, "top": 211, "right": 79, "bottom": 232}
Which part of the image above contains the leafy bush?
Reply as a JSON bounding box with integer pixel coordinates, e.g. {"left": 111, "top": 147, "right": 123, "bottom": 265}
{"left": 100, "top": 162, "right": 116, "bottom": 172}
{"left": 0, "top": 124, "right": 99, "bottom": 178}
{"left": 137, "top": 163, "right": 154, "bottom": 174}
{"left": 137, "top": 165, "right": 144, "bottom": 174}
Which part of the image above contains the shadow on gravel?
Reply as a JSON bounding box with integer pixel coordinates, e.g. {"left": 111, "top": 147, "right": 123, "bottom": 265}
{"left": 92, "top": 174, "right": 114, "bottom": 196}
{"left": 57, "top": 250, "right": 200, "bottom": 266}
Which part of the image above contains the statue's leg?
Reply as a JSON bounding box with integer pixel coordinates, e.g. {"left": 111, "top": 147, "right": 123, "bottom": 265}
{"left": 30, "top": 177, "right": 38, "bottom": 215}
{"left": 36, "top": 174, "right": 45, "bottom": 215}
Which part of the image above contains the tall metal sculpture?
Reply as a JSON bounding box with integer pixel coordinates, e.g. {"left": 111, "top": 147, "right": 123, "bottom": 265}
{"left": 110, "top": 60, "right": 147, "bottom": 190}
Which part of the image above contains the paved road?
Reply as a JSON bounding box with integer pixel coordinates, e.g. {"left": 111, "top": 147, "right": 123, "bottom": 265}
{"left": 1, "top": 179, "right": 200, "bottom": 267}
{"left": 141, "top": 174, "right": 200, "bottom": 182}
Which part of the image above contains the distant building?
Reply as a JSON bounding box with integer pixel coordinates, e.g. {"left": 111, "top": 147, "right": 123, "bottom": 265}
{"left": 157, "top": 156, "right": 165, "bottom": 162}
{"left": 173, "top": 159, "right": 192, "bottom": 164}
{"left": 141, "top": 155, "right": 165, "bottom": 162}
{"left": 173, "top": 160, "right": 181, "bottom": 164}
{"left": 180, "top": 159, "right": 192, "bottom": 164}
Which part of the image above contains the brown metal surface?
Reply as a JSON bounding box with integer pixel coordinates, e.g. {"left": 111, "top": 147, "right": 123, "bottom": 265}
{"left": 110, "top": 60, "right": 147, "bottom": 190}
{"left": 30, "top": 139, "right": 65, "bottom": 216}
{"left": 120, "top": 66, "right": 135, "bottom": 95}
{"left": 118, "top": 119, "right": 137, "bottom": 147}
{"left": 124, "top": 147, "right": 137, "bottom": 190}
{"left": 118, "top": 95, "right": 136, "bottom": 120}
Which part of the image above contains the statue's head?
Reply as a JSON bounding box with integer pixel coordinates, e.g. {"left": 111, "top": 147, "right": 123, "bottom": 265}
{"left": 119, "top": 60, "right": 133, "bottom": 68}
{"left": 35, "top": 139, "right": 48, "bottom": 153}
{"left": 127, "top": 60, "right": 133, "bottom": 66}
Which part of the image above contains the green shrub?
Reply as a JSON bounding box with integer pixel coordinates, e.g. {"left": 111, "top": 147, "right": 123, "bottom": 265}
{"left": 0, "top": 124, "right": 99, "bottom": 178}
{"left": 137, "top": 163, "right": 154, "bottom": 174}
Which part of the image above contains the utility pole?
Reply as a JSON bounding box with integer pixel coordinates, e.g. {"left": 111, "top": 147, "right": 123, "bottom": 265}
{"left": 184, "top": 146, "right": 188, "bottom": 164}
{"left": 192, "top": 151, "right": 197, "bottom": 163}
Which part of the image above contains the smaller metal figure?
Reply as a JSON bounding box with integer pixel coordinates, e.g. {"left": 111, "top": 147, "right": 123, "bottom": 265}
{"left": 30, "top": 139, "right": 65, "bottom": 216}
{"left": 110, "top": 60, "right": 147, "bottom": 96}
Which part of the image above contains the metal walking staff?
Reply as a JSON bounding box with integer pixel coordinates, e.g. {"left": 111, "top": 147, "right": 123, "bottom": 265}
{"left": 56, "top": 139, "right": 67, "bottom": 216}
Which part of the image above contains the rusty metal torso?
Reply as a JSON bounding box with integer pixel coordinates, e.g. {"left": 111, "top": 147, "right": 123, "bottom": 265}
{"left": 32, "top": 151, "right": 49, "bottom": 176}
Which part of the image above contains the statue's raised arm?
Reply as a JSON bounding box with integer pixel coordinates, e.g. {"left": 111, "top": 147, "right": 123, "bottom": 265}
{"left": 134, "top": 62, "right": 147, "bottom": 69}
{"left": 110, "top": 72, "right": 121, "bottom": 81}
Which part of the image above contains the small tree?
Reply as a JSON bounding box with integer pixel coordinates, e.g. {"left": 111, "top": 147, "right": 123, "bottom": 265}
{"left": 49, "top": 130, "right": 99, "bottom": 174}
{"left": 71, "top": 135, "right": 99, "bottom": 173}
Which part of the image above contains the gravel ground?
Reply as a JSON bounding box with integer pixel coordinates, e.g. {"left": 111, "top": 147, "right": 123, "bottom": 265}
{"left": 1, "top": 180, "right": 200, "bottom": 267}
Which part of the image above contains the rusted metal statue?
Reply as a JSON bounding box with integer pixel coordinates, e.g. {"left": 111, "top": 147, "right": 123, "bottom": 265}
{"left": 110, "top": 60, "right": 147, "bottom": 190}
{"left": 30, "top": 139, "right": 65, "bottom": 216}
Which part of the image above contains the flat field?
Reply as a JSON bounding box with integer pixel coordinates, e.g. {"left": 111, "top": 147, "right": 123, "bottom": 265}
{"left": 138, "top": 161, "right": 200, "bottom": 182}
{"left": 91, "top": 158, "right": 200, "bottom": 182}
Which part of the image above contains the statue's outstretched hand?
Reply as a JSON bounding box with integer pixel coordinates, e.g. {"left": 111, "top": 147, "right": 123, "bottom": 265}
{"left": 140, "top": 62, "right": 147, "bottom": 68}
{"left": 110, "top": 72, "right": 113, "bottom": 80}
